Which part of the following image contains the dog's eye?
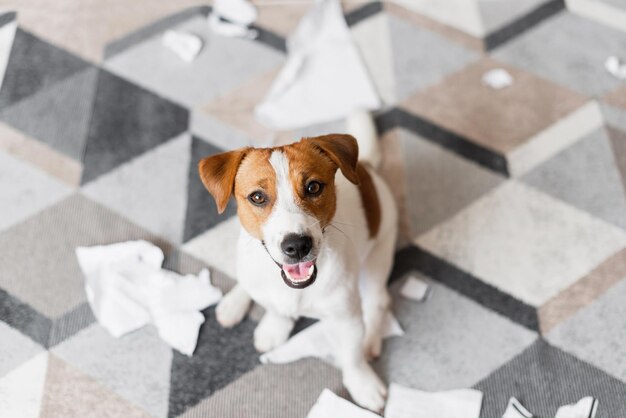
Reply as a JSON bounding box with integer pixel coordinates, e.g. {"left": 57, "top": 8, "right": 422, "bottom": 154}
{"left": 248, "top": 191, "right": 267, "bottom": 206}
{"left": 305, "top": 181, "right": 323, "bottom": 196}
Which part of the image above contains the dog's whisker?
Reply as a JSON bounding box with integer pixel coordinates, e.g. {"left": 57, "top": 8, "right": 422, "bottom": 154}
{"left": 307, "top": 218, "right": 322, "bottom": 228}
{"left": 329, "top": 220, "right": 357, "bottom": 228}
{"left": 330, "top": 223, "right": 357, "bottom": 247}
{"left": 329, "top": 223, "right": 348, "bottom": 239}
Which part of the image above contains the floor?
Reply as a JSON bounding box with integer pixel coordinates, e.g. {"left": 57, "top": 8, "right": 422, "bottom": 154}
{"left": 1, "top": 1, "right": 626, "bottom": 417}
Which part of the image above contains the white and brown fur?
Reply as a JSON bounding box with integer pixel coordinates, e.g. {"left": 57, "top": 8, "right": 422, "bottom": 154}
{"left": 198, "top": 118, "right": 397, "bottom": 411}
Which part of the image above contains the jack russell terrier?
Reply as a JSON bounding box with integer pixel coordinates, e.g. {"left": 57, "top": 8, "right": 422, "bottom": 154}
{"left": 198, "top": 112, "right": 397, "bottom": 412}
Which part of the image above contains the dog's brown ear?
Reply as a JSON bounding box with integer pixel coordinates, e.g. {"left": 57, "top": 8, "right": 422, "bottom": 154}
{"left": 308, "top": 134, "right": 360, "bottom": 184}
{"left": 198, "top": 148, "right": 249, "bottom": 214}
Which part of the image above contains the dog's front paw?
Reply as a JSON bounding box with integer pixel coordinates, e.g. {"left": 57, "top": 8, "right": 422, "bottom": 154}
{"left": 215, "top": 289, "right": 250, "bottom": 328}
{"left": 253, "top": 314, "right": 293, "bottom": 353}
{"left": 343, "top": 365, "right": 387, "bottom": 413}
{"left": 363, "top": 334, "right": 383, "bottom": 361}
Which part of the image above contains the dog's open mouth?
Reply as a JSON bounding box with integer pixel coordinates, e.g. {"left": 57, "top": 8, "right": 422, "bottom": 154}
{"left": 280, "top": 260, "right": 317, "bottom": 289}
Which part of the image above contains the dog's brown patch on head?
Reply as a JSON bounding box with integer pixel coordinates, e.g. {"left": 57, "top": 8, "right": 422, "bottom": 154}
{"left": 232, "top": 149, "right": 276, "bottom": 240}
{"left": 199, "top": 134, "right": 364, "bottom": 239}
{"left": 198, "top": 148, "right": 250, "bottom": 213}
{"left": 356, "top": 163, "right": 381, "bottom": 238}
{"left": 304, "top": 134, "right": 360, "bottom": 184}
{"left": 282, "top": 141, "right": 340, "bottom": 228}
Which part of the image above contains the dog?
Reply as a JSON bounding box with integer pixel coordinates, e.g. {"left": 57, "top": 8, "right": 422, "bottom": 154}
{"left": 198, "top": 113, "right": 397, "bottom": 412}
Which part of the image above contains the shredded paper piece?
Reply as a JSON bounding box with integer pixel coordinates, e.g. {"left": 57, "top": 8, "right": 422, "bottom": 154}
{"left": 306, "top": 389, "right": 380, "bottom": 418}
{"left": 76, "top": 240, "right": 222, "bottom": 356}
{"left": 400, "top": 275, "right": 431, "bottom": 302}
{"left": 385, "top": 384, "right": 483, "bottom": 418}
{"left": 482, "top": 68, "right": 514, "bottom": 89}
{"left": 605, "top": 56, "right": 626, "bottom": 80}
{"left": 162, "top": 30, "right": 203, "bottom": 62}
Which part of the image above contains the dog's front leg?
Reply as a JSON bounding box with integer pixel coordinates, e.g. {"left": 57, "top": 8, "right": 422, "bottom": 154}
{"left": 254, "top": 310, "right": 295, "bottom": 352}
{"left": 215, "top": 284, "right": 252, "bottom": 328}
{"left": 329, "top": 309, "right": 387, "bottom": 413}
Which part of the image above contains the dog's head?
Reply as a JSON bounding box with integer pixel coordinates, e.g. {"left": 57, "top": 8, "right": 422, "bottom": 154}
{"left": 198, "top": 134, "right": 359, "bottom": 289}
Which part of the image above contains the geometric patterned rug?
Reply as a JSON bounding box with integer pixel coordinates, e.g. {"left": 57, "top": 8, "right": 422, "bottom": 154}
{"left": 1, "top": 1, "right": 626, "bottom": 417}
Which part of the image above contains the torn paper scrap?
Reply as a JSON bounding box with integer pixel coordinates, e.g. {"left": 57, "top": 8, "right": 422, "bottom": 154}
{"left": 209, "top": 0, "right": 258, "bottom": 39}
{"left": 255, "top": 0, "right": 381, "bottom": 130}
{"left": 260, "top": 311, "right": 403, "bottom": 365}
{"left": 400, "top": 275, "right": 431, "bottom": 302}
{"left": 152, "top": 310, "right": 207, "bottom": 357}
{"left": 384, "top": 384, "right": 483, "bottom": 418}
{"left": 382, "top": 311, "right": 405, "bottom": 337}
{"left": 76, "top": 240, "right": 163, "bottom": 337}
{"left": 605, "top": 56, "right": 626, "bottom": 80}
{"left": 76, "top": 240, "right": 222, "bottom": 356}
{"left": 208, "top": 13, "right": 258, "bottom": 39}
{"left": 213, "top": 0, "right": 257, "bottom": 26}
{"left": 157, "top": 269, "right": 221, "bottom": 312}
{"left": 0, "top": 12, "right": 17, "bottom": 94}
{"left": 482, "top": 68, "right": 514, "bottom": 89}
{"left": 162, "top": 30, "right": 203, "bottom": 62}
{"left": 307, "top": 389, "right": 380, "bottom": 418}
{"left": 554, "top": 396, "right": 598, "bottom": 418}
{"left": 502, "top": 397, "right": 533, "bottom": 418}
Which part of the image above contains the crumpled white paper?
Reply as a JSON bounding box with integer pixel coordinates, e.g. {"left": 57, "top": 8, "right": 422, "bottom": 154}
{"left": 76, "top": 240, "right": 222, "bottom": 356}
{"left": 208, "top": 0, "right": 258, "bottom": 39}
{"left": 554, "top": 396, "right": 598, "bottom": 418}
{"left": 482, "top": 68, "right": 514, "bottom": 89}
{"left": 605, "top": 56, "right": 626, "bottom": 80}
{"left": 385, "top": 384, "right": 483, "bottom": 418}
{"left": 255, "top": 0, "right": 381, "bottom": 130}
{"left": 400, "top": 275, "right": 431, "bottom": 302}
{"left": 162, "top": 30, "right": 203, "bottom": 62}
{"left": 502, "top": 396, "right": 598, "bottom": 418}
{"left": 307, "top": 389, "right": 380, "bottom": 418}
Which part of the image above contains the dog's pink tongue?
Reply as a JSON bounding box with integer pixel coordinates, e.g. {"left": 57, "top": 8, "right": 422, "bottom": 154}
{"left": 282, "top": 261, "right": 314, "bottom": 281}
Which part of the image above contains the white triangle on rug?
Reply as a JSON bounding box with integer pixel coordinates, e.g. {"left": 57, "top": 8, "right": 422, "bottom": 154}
{"left": 0, "top": 352, "right": 48, "bottom": 418}
{"left": 82, "top": 133, "right": 191, "bottom": 244}
{"left": 255, "top": 0, "right": 380, "bottom": 130}
{"left": 522, "top": 128, "right": 626, "bottom": 230}
{"left": 0, "top": 17, "right": 16, "bottom": 92}
{"left": 183, "top": 215, "right": 241, "bottom": 280}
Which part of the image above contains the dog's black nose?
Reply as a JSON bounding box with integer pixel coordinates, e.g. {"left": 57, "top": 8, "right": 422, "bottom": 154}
{"left": 281, "top": 234, "right": 313, "bottom": 260}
